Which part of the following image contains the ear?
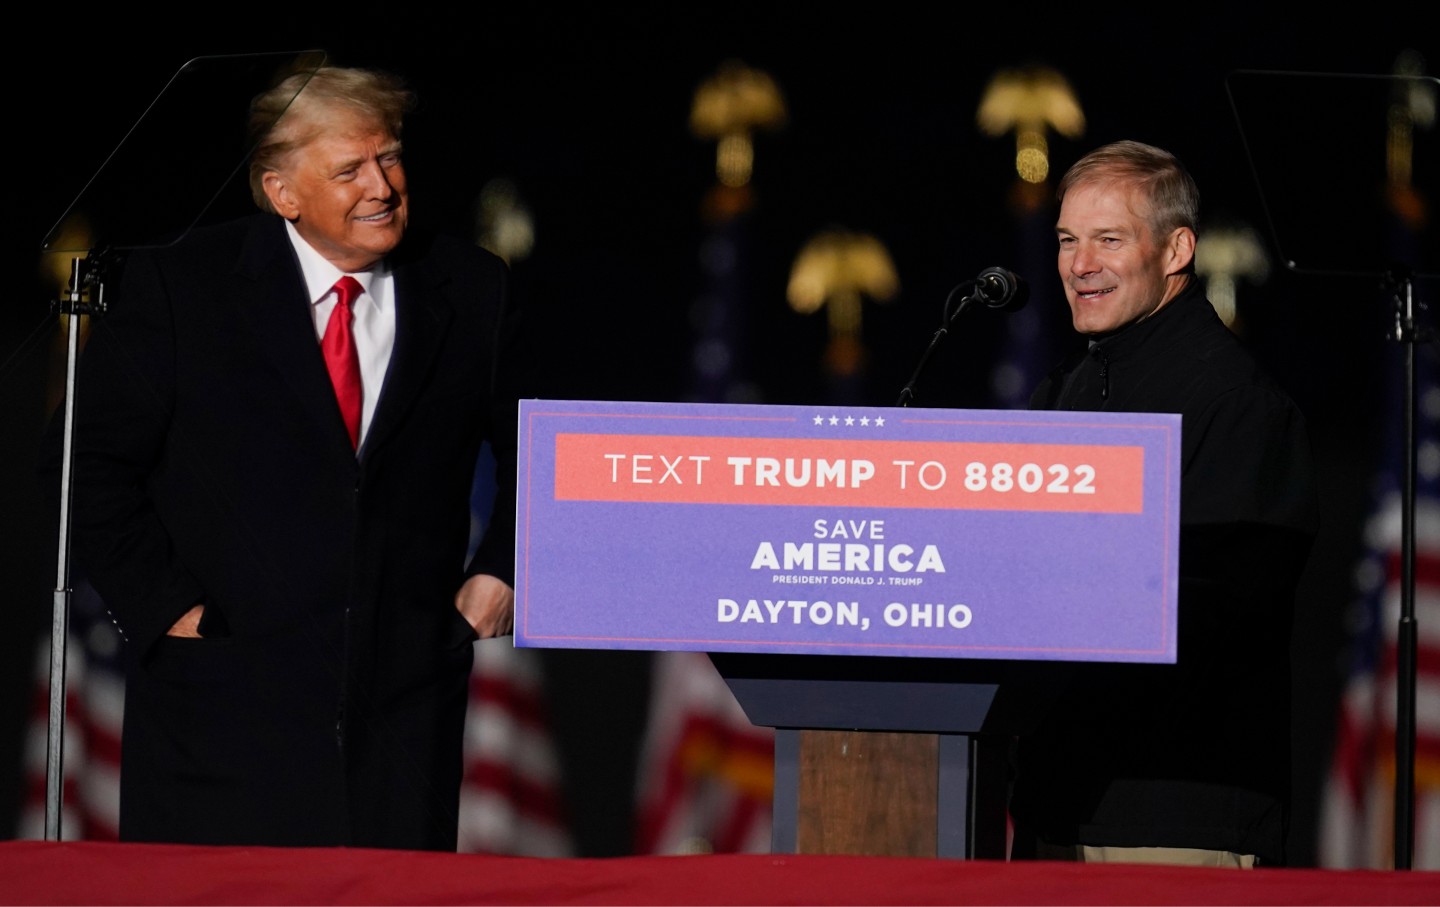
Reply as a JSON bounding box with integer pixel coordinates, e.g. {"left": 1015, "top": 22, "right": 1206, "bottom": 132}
{"left": 1165, "top": 226, "right": 1197, "bottom": 276}
{"left": 262, "top": 171, "right": 300, "bottom": 221}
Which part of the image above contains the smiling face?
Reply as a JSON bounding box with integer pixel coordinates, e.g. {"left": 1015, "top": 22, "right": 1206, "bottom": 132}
{"left": 261, "top": 109, "right": 409, "bottom": 272}
{"left": 1055, "top": 180, "right": 1195, "bottom": 336}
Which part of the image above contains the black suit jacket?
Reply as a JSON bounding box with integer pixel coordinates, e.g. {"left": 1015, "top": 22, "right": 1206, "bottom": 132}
{"left": 40, "top": 212, "right": 520, "bottom": 849}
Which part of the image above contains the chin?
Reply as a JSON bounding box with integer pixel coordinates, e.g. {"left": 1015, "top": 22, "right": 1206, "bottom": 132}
{"left": 363, "top": 229, "right": 405, "bottom": 256}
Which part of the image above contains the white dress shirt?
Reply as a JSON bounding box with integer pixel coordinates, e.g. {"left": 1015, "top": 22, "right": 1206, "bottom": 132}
{"left": 284, "top": 220, "right": 397, "bottom": 450}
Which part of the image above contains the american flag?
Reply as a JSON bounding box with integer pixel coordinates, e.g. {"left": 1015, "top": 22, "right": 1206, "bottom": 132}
{"left": 1317, "top": 63, "right": 1438, "bottom": 868}
{"left": 20, "top": 576, "right": 123, "bottom": 842}
{"left": 459, "top": 442, "right": 574, "bottom": 856}
{"left": 633, "top": 202, "right": 777, "bottom": 854}
{"left": 458, "top": 638, "right": 573, "bottom": 856}
{"left": 987, "top": 188, "right": 1058, "bottom": 412}
{"left": 632, "top": 650, "right": 774, "bottom": 855}
{"left": 626, "top": 160, "right": 776, "bottom": 857}
{"left": 1318, "top": 300, "right": 1440, "bottom": 870}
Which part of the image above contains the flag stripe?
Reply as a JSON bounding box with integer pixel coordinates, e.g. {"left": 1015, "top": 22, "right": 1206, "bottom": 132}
{"left": 633, "top": 651, "right": 774, "bottom": 855}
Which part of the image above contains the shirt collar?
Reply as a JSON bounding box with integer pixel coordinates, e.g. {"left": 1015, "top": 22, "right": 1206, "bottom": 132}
{"left": 283, "top": 219, "right": 387, "bottom": 305}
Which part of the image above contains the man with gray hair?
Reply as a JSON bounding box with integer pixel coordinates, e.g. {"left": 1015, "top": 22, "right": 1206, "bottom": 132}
{"left": 1008, "top": 140, "right": 1318, "bottom": 867}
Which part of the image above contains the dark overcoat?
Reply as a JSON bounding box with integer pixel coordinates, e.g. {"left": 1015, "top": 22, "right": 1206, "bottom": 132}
{"left": 41, "top": 212, "right": 518, "bottom": 850}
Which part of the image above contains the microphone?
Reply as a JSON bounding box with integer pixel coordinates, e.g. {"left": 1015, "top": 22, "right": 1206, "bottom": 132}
{"left": 973, "top": 266, "right": 1029, "bottom": 311}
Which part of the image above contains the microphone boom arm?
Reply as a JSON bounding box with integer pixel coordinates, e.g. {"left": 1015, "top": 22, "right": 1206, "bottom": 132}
{"left": 896, "top": 268, "right": 1028, "bottom": 407}
{"left": 896, "top": 281, "right": 979, "bottom": 407}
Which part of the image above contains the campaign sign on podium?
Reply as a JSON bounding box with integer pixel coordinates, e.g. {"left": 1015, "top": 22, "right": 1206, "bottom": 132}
{"left": 514, "top": 399, "right": 1179, "bottom": 664}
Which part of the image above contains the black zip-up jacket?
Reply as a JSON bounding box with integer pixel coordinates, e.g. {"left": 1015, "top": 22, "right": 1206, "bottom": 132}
{"left": 1009, "top": 278, "right": 1318, "bottom": 866}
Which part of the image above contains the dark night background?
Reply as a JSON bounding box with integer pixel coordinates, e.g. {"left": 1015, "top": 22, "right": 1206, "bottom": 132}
{"left": 3, "top": 3, "right": 1435, "bottom": 864}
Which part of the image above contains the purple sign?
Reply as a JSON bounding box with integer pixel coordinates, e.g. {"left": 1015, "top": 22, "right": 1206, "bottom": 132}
{"left": 515, "top": 399, "right": 1179, "bottom": 663}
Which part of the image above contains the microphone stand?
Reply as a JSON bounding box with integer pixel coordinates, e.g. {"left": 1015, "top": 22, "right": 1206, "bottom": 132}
{"left": 45, "top": 248, "right": 114, "bottom": 841}
{"left": 33, "top": 51, "right": 324, "bottom": 843}
{"left": 896, "top": 280, "right": 982, "bottom": 407}
{"left": 1387, "top": 264, "right": 1421, "bottom": 870}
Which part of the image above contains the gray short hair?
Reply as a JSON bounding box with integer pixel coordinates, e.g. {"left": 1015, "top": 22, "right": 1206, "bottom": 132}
{"left": 1057, "top": 140, "right": 1200, "bottom": 243}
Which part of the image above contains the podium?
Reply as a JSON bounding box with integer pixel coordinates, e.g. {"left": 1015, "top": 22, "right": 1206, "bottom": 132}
{"left": 513, "top": 398, "right": 1181, "bottom": 860}
{"left": 710, "top": 652, "right": 1058, "bottom": 858}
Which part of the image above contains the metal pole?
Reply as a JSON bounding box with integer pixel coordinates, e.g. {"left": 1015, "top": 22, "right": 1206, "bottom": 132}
{"left": 1393, "top": 271, "right": 1418, "bottom": 870}
{"left": 45, "top": 256, "right": 89, "bottom": 840}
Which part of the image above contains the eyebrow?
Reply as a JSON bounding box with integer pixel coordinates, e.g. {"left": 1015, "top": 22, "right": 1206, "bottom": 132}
{"left": 328, "top": 142, "right": 404, "bottom": 176}
{"left": 1055, "top": 223, "right": 1132, "bottom": 236}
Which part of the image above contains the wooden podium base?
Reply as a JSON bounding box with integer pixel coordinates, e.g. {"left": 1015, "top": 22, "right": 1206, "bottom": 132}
{"left": 710, "top": 653, "right": 1039, "bottom": 860}
{"left": 772, "top": 728, "right": 1009, "bottom": 859}
{"left": 797, "top": 730, "right": 939, "bottom": 857}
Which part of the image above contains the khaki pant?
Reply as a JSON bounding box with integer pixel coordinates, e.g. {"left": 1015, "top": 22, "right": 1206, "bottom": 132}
{"left": 1030, "top": 838, "right": 1257, "bottom": 868}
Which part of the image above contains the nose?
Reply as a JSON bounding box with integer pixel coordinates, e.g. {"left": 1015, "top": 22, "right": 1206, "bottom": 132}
{"left": 357, "top": 159, "right": 397, "bottom": 200}
{"left": 1069, "top": 241, "right": 1099, "bottom": 277}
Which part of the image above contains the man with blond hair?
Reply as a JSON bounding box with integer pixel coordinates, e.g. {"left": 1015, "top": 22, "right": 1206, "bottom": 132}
{"left": 41, "top": 64, "right": 520, "bottom": 850}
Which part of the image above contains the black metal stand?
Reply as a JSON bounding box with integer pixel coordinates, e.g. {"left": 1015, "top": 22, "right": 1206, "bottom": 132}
{"left": 1388, "top": 265, "right": 1422, "bottom": 870}
{"left": 45, "top": 250, "right": 113, "bottom": 841}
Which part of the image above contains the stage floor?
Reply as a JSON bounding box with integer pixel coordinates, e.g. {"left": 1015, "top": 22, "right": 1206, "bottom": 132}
{"left": 5, "top": 840, "right": 1439, "bottom": 905}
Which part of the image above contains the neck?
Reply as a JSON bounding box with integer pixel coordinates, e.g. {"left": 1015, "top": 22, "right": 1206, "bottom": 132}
{"left": 1155, "top": 273, "right": 1193, "bottom": 311}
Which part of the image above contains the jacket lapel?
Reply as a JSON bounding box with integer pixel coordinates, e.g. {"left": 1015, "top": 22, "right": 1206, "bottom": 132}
{"left": 231, "top": 216, "right": 357, "bottom": 449}
{"left": 363, "top": 248, "right": 454, "bottom": 458}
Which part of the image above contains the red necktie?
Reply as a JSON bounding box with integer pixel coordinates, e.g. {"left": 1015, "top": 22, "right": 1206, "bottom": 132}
{"left": 322, "top": 276, "right": 363, "bottom": 448}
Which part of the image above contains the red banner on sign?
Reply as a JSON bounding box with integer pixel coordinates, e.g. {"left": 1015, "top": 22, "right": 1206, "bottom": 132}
{"left": 553, "top": 434, "right": 1143, "bottom": 513}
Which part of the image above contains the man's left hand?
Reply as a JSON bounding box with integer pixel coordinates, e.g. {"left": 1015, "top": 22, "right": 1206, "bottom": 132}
{"left": 455, "top": 573, "right": 515, "bottom": 638}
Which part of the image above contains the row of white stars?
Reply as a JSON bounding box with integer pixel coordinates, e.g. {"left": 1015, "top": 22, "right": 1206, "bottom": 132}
{"left": 812, "top": 414, "right": 887, "bottom": 427}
